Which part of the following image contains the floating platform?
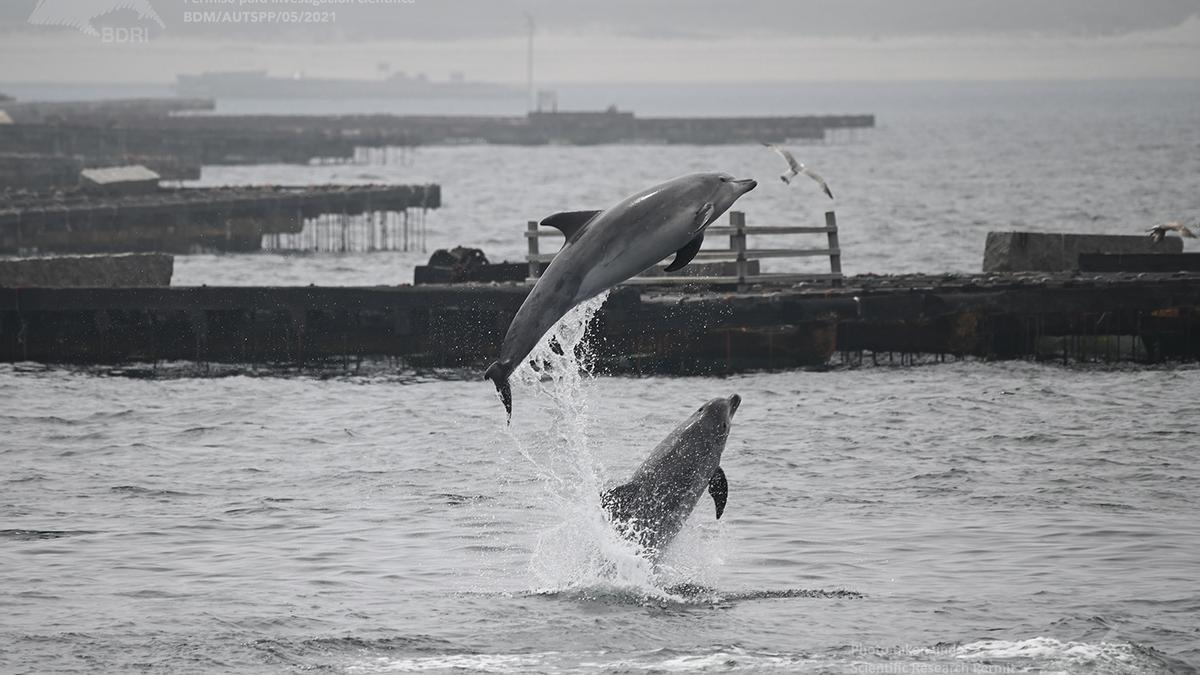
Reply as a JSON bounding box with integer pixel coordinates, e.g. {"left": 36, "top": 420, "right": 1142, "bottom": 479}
{"left": 2, "top": 272, "right": 1197, "bottom": 369}
{"left": 0, "top": 184, "right": 440, "bottom": 254}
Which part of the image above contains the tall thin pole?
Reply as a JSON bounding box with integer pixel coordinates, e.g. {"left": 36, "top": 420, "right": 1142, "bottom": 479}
{"left": 524, "top": 12, "right": 535, "bottom": 112}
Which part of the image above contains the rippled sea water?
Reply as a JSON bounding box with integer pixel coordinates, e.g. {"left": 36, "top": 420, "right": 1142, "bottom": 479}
{"left": 4, "top": 80, "right": 1200, "bottom": 673}
{"left": 3, "top": 357, "right": 1198, "bottom": 673}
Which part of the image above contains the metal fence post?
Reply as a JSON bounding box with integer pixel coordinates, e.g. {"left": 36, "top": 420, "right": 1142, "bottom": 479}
{"left": 825, "top": 210, "right": 842, "bottom": 287}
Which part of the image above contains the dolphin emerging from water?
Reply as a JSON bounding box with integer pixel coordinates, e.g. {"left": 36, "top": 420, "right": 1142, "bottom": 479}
{"left": 601, "top": 394, "right": 740, "bottom": 555}
{"left": 484, "top": 173, "right": 757, "bottom": 418}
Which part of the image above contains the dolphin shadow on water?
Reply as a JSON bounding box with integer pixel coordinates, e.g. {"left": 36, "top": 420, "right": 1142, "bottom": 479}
{"left": 484, "top": 172, "right": 757, "bottom": 420}
{"left": 600, "top": 394, "right": 741, "bottom": 558}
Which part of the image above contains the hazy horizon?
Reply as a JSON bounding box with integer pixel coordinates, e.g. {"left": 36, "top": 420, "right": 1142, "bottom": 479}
{"left": 1, "top": 0, "right": 1198, "bottom": 86}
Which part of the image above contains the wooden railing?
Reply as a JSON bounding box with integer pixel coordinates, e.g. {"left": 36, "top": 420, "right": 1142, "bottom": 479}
{"left": 525, "top": 210, "right": 843, "bottom": 289}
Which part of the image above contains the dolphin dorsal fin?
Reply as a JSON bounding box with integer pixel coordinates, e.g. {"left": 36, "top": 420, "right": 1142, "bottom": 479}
{"left": 540, "top": 210, "right": 601, "bottom": 243}
{"left": 665, "top": 233, "right": 704, "bottom": 272}
{"left": 708, "top": 467, "right": 727, "bottom": 519}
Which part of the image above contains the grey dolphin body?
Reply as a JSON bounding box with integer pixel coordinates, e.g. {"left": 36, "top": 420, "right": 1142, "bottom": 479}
{"left": 484, "top": 173, "right": 757, "bottom": 417}
{"left": 602, "top": 394, "right": 740, "bottom": 555}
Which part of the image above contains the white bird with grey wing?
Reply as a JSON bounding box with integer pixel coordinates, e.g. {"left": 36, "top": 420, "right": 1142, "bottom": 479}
{"left": 1146, "top": 221, "right": 1196, "bottom": 243}
{"left": 762, "top": 142, "right": 833, "bottom": 199}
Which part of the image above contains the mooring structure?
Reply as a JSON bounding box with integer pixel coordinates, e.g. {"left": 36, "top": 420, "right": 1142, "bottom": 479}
{"left": 0, "top": 184, "right": 440, "bottom": 255}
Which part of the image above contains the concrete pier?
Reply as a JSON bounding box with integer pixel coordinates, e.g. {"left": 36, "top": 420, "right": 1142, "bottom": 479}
{"left": 2, "top": 272, "right": 1197, "bottom": 369}
{"left": 0, "top": 109, "right": 875, "bottom": 166}
{"left": 0, "top": 97, "right": 214, "bottom": 125}
{"left": 0, "top": 253, "right": 172, "bottom": 287}
{"left": 0, "top": 184, "right": 440, "bottom": 254}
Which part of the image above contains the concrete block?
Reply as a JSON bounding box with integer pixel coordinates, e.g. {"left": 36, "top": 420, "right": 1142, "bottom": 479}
{"left": 983, "top": 231, "right": 1182, "bottom": 273}
{"left": 80, "top": 165, "right": 161, "bottom": 195}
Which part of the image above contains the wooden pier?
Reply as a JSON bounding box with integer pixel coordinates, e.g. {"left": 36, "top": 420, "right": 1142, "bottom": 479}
{"left": 2, "top": 271, "right": 1197, "bottom": 370}
{"left": 0, "top": 184, "right": 440, "bottom": 254}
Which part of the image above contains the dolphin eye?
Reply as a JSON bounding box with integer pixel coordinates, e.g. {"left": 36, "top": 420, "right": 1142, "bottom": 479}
{"left": 720, "top": 177, "right": 728, "bottom": 183}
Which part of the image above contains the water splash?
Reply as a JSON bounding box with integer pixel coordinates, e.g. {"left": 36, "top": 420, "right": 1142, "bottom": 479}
{"left": 502, "top": 292, "right": 702, "bottom": 600}
{"left": 507, "top": 291, "right": 609, "bottom": 491}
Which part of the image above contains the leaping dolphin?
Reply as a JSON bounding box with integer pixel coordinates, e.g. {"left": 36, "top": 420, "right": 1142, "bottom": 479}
{"left": 601, "top": 394, "right": 740, "bottom": 556}
{"left": 484, "top": 174, "right": 757, "bottom": 418}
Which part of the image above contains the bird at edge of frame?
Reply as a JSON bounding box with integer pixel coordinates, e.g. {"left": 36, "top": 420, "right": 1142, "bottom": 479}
{"left": 1146, "top": 221, "right": 1196, "bottom": 244}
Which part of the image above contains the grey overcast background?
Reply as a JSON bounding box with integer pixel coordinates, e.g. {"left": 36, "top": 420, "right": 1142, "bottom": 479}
{"left": 2, "top": 0, "right": 1199, "bottom": 82}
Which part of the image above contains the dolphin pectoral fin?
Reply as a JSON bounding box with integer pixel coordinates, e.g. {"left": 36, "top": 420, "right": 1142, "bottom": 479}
{"left": 664, "top": 233, "right": 704, "bottom": 272}
{"left": 693, "top": 202, "right": 716, "bottom": 229}
{"left": 540, "top": 210, "right": 601, "bottom": 243}
{"left": 483, "top": 361, "right": 513, "bottom": 423}
{"left": 601, "top": 482, "right": 639, "bottom": 521}
{"left": 708, "top": 467, "right": 728, "bottom": 519}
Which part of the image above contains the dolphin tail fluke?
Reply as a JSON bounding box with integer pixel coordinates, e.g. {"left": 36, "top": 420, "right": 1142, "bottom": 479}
{"left": 484, "top": 361, "right": 513, "bottom": 422}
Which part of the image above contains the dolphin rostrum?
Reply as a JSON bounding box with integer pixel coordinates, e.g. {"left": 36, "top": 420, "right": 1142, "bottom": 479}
{"left": 601, "top": 394, "right": 740, "bottom": 555}
{"left": 484, "top": 173, "right": 757, "bottom": 418}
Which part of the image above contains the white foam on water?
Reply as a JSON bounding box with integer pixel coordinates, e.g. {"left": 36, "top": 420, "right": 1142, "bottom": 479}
{"left": 640, "top": 649, "right": 803, "bottom": 671}
{"left": 955, "top": 637, "right": 1157, "bottom": 673}
{"left": 654, "top": 519, "right": 726, "bottom": 591}
{"left": 349, "top": 648, "right": 815, "bottom": 674}
{"left": 346, "top": 652, "right": 552, "bottom": 673}
{"left": 500, "top": 291, "right": 722, "bottom": 601}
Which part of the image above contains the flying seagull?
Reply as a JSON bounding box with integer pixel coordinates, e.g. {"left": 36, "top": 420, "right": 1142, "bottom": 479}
{"left": 762, "top": 142, "right": 833, "bottom": 199}
{"left": 1147, "top": 221, "right": 1196, "bottom": 243}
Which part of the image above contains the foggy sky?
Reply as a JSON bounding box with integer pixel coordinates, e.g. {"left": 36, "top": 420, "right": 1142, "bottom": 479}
{"left": 3, "top": 0, "right": 1200, "bottom": 40}
{"left": 1, "top": 0, "right": 1199, "bottom": 83}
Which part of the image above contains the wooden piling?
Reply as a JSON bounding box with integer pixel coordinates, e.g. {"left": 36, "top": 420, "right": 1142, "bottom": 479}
{"left": 826, "top": 211, "right": 842, "bottom": 287}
